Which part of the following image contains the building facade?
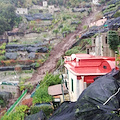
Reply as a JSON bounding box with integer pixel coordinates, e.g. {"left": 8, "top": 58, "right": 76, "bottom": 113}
{"left": 16, "top": 8, "right": 28, "bottom": 15}
{"left": 64, "top": 54, "right": 115, "bottom": 102}
{"left": 86, "top": 32, "right": 120, "bottom": 57}
{"left": 89, "top": 18, "right": 107, "bottom": 27}
{"left": 43, "top": 1, "right": 48, "bottom": 7}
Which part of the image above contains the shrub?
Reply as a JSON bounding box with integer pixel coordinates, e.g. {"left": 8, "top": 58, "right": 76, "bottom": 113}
{"left": 30, "top": 106, "right": 53, "bottom": 118}
{"left": 83, "top": 25, "right": 87, "bottom": 30}
{"left": 0, "top": 43, "right": 6, "bottom": 50}
{"left": 107, "top": 30, "right": 119, "bottom": 51}
{"left": 113, "top": 11, "right": 120, "bottom": 18}
{"left": 0, "top": 55, "right": 6, "bottom": 61}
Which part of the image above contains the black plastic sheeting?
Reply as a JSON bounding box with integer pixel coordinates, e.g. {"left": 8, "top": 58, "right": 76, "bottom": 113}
{"left": 0, "top": 39, "right": 8, "bottom": 44}
{"left": 49, "top": 69, "right": 120, "bottom": 120}
{"left": 25, "top": 111, "right": 47, "bottom": 120}
{"left": 5, "top": 52, "right": 17, "bottom": 60}
{"left": 25, "top": 13, "right": 53, "bottom": 21}
{"left": 5, "top": 43, "right": 48, "bottom": 53}
{"left": 80, "top": 16, "right": 120, "bottom": 39}
{"left": 0, "top": 65, "right": 32, "bottom": 71}
{"left": 104, "top": 17, "right": 120, "bottom": 30}
{"left": 28, "top": 52, "right": 36, "bottom": 59}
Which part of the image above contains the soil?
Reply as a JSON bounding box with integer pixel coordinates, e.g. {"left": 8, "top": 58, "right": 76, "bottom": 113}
{"left": 28, "top": 6, "right": 102, "bottom": 85}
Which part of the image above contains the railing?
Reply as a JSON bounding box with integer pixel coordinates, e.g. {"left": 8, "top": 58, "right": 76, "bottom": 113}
{"left": 6, "top": 89, "right": 27, "bottom": 115}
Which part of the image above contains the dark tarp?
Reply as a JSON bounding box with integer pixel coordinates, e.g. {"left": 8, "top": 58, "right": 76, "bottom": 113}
{"left": 25, "top": 13, "right": 53, "bottom": 21}
{"left": 6, "top": 43, "right": 48, "bottom": 53}
{"left": 49, "top": 69, "right": 120, "bottom": 120}
{"left": 0, "top": 66, "right": 14, "bottom": 71}
{"left": 28, "top": 52, "right": 36, "bottom": 59}
{"left": 5, "top": 52, "right": 17, "bottom": 60}
{"left": 25, "top": 111, "right": 47, "bottom": 120}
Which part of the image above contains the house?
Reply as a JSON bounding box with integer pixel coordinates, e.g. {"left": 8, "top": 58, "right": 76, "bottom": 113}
{"left": 16, "top": 8, "right": 28, "bottom": 15}
{"left": 43, "top": 1, "right": 48, "bottom": 7}
{"left": 48, "top": 5, "right": 55, "bottom": 15}
{"left": 64, "top": 54, "right": 115, "bottom": 102}
{"left": 86, "top": 31, "right": 120, "bottom": 57}
{"left": 89, "top": 18, "right": 107, "bottom": 27}
{"left": 92, "top": 0, "right": 100, "bottom": 5}
{"left": 48, "top": 84, "right": 68, "bottom": 103}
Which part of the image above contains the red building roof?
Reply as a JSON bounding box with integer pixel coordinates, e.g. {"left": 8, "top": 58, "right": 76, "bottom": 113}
{"left": 64, "top": 54, "right": 115, "bottom": 76}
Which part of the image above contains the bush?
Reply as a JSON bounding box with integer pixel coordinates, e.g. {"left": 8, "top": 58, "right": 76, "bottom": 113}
{"left": 83, "top": 25, "right": 87, "bottom": 30}
{"left": 0, "top": 43, "right": 6, "bottom": 50}
{"left": 107, "top": 30, "right": 119, "bottom": 51}
{"left": 65, "top": 46, "right": 81, "bottom": 56}
{"left": 113, "top": 11, "right": 120, "bottom": 18}
{"left": 0, "top": 55, "right": 6, "bottom": 61}
{"left": 33, "top": 86, "right": 52, "bottom": 104}
{"left": 30, "top": 106, "right": 53, "bottom": 118}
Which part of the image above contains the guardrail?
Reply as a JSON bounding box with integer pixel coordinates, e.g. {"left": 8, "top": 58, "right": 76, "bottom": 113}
{"left": 6, "top": 89, "right": 27, "bottom": 115}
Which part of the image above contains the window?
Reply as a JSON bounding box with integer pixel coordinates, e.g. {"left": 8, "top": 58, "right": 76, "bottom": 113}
{"left": 67, "top": 70, "right": 68, "bottom": 74}
{"left": 93, "top": 39, "right": 95, "bottom": 44}
{"left": 87, "top": 49, "right": 89, "bottom": 54}
{"left": 105, "top": 36, "right": 107, "bottom": 44}
{"left": 71, "top": 78, "right": 74, "bottom": 92}
{"left": 103, "top": 66, "right": 107, "bottom": 69}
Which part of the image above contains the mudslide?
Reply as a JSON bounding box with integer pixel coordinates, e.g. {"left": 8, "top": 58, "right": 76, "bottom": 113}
{"left": 29, "top": 7, "right": 101, "bottom": 84}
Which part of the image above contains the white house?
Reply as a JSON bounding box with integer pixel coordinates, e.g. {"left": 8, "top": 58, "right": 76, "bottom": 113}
{"left": 92, "top": 0, "right": 100, "bottom": 5}
{"left": 48, "top": 5, "right": 55, "bottom": 15}
{"left": 43, "top": 1, "right": 48, "bottom": 7}
{"left": 16, "top": 8, "right": 28, "bottom": 15}
{"left": 64, "top": 54, "right": 115, "bottom": 102}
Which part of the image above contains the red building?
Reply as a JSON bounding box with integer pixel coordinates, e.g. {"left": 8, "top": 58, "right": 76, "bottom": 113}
{"left": 64, "top": 54, "right": 115, "bottom": 102}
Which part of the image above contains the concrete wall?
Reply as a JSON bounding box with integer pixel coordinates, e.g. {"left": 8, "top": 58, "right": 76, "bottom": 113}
{"left": 0, "top": 85, "right": 20, "bottom": 98}
{"left": 16, "top": 8, "right": 28, "bottom": 15}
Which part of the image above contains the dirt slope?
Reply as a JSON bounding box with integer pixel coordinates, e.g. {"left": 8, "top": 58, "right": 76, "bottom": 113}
{"left": 28, "top": 7, "right": 101, "bottom": 84}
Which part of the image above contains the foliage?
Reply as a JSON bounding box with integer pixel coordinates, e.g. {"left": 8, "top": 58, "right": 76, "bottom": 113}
{"left": 30, "top": 105, "right": 53, "bottom": 117}
{"left": 2, "top": 105, "right": 28, "bottom": 120}
{"left": 107, "top": 30, "right": 119, "bottom": 51}
{"left": 0, "top": 3, "right": 22, "bottom": 35}
{"left": 53, "top": 29, "right": 59, "bottom": 37}
{"left": 83, "top": 25, "right": 87, "bottom": 30}
{"left": 113, "top": 11, "right": 120, "bottom": 18}
{"left": 65, "top": 46, "right": 80, "bottom": 56}
{"left": 15, "top": 105, "right": 29, "bottom": 113}
{"left": 33, "top": 86, "right": 52, "bottom": 104}
{"left": 0, "top": 43, "right": 6, "bottom": 50}
{"left": 41, "top": 73, "right": 61, "bottom": 87}
{"left": 0, "top": 98, "right": 6, "bottom": 107}
{"left": 33, "top": 73, "right": 61, "bottom": 104}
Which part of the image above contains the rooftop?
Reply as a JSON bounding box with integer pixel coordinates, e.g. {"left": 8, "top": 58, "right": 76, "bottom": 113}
{"left": 64, "top": 54, "right": 115, "bottom": 75}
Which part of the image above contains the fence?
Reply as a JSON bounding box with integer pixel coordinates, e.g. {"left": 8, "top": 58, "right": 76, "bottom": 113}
{"left": 6, "top": 89, "right": 27, "bottom": 115}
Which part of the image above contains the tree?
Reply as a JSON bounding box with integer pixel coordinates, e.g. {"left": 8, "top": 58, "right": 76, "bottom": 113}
{"left": 108, "top": 30, "right": 119, "bottom": 51}
{"left": 0, "top": 3, "right": 22, "bottom": 35}
{"left": 53, "top": 29, "right": 59, "bottom": 38}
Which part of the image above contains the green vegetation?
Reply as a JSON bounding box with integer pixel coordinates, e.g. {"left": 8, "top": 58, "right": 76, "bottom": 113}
{"left": 83, "top": 25, "right": 88, "bottom": 30}
{"left": 2, "top": 105, "right": 29, "bottom": 120}
{"left": 65, "top": 46, "right": 81, "bottom": 56}
{"left": 113, "top": 11, "right": 120, "bottom": 18}
{"left": 33, "top": 73, "right": 61, "bottom": 104}
{"left": 30, "top": 106, "right": 53, "bottom": 118}
{"left": 0, "top": 3, "right": 22, "bottom": 35}
{"left": 107, "top": 30, "right": 119, "bottom": 51}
